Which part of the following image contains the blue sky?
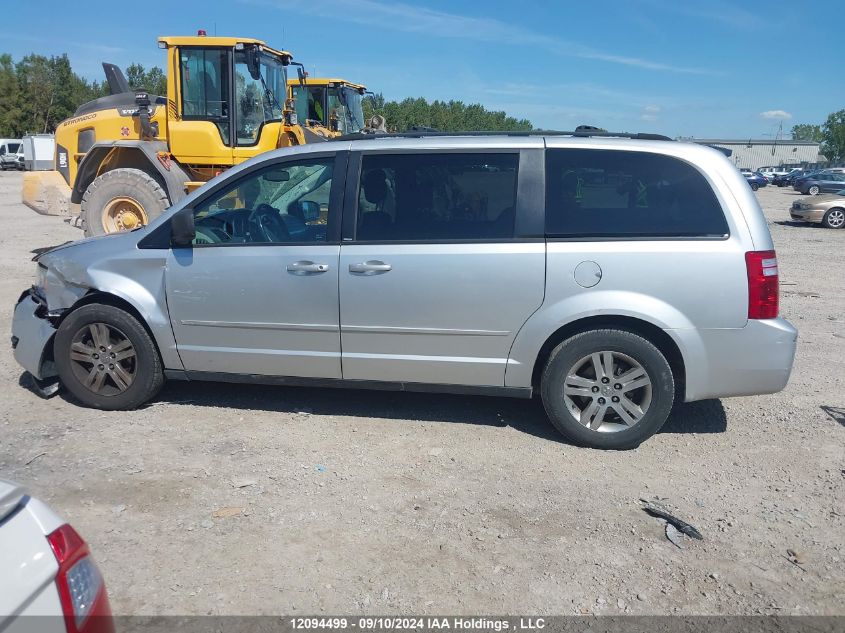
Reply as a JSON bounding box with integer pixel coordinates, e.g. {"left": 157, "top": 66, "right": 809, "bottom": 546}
{"left": 2, "top": 0, "right": 843, "bottom": 137}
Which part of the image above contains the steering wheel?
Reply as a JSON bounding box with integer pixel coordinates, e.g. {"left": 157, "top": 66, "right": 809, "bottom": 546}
{"left": 249, "top": 203, "right": 291, "bottom": 243}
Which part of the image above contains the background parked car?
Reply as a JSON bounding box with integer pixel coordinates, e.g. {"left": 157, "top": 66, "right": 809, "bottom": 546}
{"left": 759, "top": 166, "right": 791, "bottom": 180}
{"left": 773, "top": 169, "right": 807, "bottom": 187}
{"left": 791, "top": 170, "right": 825, "bottom": 188}
{"left": 741, "top": 169, "right": 768, "bottom": 190}
{"left": 790, "top": 189, "right": 845, "bottom": 228}
{"left": 0, "top": 479, "right": 114, "bottom": 633}
{"left": 794, "top": 171, "right": 845, "bottom": 195}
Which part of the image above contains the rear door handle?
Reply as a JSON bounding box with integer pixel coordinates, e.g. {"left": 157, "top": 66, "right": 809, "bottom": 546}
{"left": 349, "top": 260, "right": 392, "bottom": 275}
{"left": 287, "top": 260, "right": 329, "bottom": 274}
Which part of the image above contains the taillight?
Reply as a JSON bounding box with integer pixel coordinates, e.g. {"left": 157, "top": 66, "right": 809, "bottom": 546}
{"left": 47, "top": 524, "right": 114, "bottom": 633}
{"left": 745, "top": 250, "right": 779, "bottom": 319}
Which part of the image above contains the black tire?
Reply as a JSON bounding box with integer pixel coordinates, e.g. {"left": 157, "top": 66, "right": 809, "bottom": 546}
{"left": 540, "top": 329, "right": 675, "bottom": 450}
{"left": 53, "top": 304, "right": 164, "bottom": 410}
{"left": 822, "top": 207, "right": 845, "bottom": 229}
{"left": 808, "top": 185, "right": 820, "bottom": 196}
{"left": 81, "top": 168, "right": 169, "bottom": 237}
{"left": 750, "top": 183, "right": 759, "bottom": 191}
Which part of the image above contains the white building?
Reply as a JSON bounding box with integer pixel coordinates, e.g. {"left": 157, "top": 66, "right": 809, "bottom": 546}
{"left": 684, "top": 138, "right": 823, "bottom": 171}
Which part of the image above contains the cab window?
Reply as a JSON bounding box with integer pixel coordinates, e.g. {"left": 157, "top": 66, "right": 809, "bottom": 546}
{"left": 192, "top": 158, "right": 334, "bottom": 245}
{"left": 292, "top": 85, "right": 327, "bottom": 125}
{"left": 180, "top": 48, "right": 230, "bottom": 142}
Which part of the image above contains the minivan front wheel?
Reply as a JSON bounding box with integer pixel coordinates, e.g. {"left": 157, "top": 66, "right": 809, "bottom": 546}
{"left": 54, "top": 304, "right": 164, "bottom": 410}
{"left": 540, "top": 329, "right": 675, "bottom": 449}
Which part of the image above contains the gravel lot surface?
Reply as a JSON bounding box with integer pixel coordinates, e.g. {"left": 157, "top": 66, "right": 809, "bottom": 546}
{"left": 0, "top": 171, "right": 842, "bottom": 616}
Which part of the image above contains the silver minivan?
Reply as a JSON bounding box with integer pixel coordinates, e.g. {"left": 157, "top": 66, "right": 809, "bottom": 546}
{"left": 11, "top": 132, "right": 798, "bottom": 449}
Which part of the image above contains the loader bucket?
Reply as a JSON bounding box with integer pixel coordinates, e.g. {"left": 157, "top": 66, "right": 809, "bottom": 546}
{"left": 22, "top": 171, "right": 72, "bottom": 216}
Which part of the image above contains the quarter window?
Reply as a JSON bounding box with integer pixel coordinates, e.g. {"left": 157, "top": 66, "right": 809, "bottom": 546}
{"left": 192, "top": 158, "right": 334, "bottom": 245}
{"left": 356, "top": 153, "right": 519, "bottom": 241}
{"left": 545, "top": 149, "right": 729, "bottom": 238}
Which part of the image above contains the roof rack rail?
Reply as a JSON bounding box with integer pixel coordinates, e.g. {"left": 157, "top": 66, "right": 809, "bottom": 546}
{"left": 338, "top": 129, "right": 674, "bottom": 142}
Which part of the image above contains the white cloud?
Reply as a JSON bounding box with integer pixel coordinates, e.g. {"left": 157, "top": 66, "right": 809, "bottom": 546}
{"left": 760, "top": 110, "right": 792, "bottom": 120}
{"left": 243, "top": 0, "right": 720, "bottom": 75}
{"left": 641, "top": 0, "right": 769, "bottom": 30}
{"left": 641, "top": 105, "right": 661, "bottom": 121}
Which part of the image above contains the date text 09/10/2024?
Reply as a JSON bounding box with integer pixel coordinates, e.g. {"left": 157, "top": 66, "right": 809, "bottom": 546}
{"left": 290, "top": 618, "right": 547, "bottom": 631}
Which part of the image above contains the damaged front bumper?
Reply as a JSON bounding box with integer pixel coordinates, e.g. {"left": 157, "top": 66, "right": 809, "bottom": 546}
{"left": 11, "top": 288, "right": 58, "bottom": 380}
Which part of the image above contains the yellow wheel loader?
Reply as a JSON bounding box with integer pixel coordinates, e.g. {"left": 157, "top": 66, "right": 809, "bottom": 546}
{"left": 23, "top": 34, "right": 322, "bottom": 236}
{"left": 289, "top": 77, "right": 385, "bottom": 138}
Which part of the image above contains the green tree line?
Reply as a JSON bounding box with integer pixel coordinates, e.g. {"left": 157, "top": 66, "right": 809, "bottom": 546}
{"left": 792, "top": 111, "right": 845, "bottom": 163}
{"left": 1, "top": 51, "right": 534, "bottom": 137}
{"left": 363, "top": 93, "right": 533, "bottom": 132}
{"left": 0, "top": 53, "right": 167, "bottom": 137}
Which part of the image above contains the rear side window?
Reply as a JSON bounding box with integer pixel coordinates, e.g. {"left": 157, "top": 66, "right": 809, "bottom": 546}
{"left": 545, "top": 149, "right": 729, "bottom": 238}
{"left": 356, "top": 152, "right": 518, "bottom": 241}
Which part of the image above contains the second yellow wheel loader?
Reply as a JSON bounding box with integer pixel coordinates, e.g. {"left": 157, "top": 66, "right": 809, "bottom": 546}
{"left": 289, "top": 77, "right": 385, "bottom": 138}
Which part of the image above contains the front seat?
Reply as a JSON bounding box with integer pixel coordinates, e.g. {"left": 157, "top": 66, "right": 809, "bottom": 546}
{"left": 359, "top": 169, "right": 392, "bottom": 239}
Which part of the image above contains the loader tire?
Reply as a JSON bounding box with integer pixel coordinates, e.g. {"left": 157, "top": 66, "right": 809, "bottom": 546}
{"left": 82, "top": 168, "right": 169, "bottom": 236}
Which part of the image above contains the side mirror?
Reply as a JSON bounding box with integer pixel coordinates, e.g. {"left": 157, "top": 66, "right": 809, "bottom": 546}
{"left": 245, "top": 48, "right": 261, "bottom": 81}
{"left": 171, "top": 207, "right": 195, "bottom": 247}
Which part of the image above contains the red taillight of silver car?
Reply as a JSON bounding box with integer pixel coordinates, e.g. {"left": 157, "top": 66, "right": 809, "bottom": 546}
{"left": 46, "top": 524, "right": 114, "bottom": 633}
{"left": 745, "top": 250, "right": 779, "bottom": 319}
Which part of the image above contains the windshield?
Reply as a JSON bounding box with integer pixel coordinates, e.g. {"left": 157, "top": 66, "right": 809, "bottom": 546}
{"left": 234, "top": 49, "right": 288, "bottom": 146}
{"left": 8, "top": 143, "right": 21, "bottom": 153}
{"left": 341, "top": 87, "right": 365, "bottom": 133}
{"left": 327, "top": 86, "right": 365, "bottom": 134}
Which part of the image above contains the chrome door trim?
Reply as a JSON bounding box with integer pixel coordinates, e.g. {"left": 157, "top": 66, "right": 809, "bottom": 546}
{"left": 340, "top": 325, "right": 510, "bottom": 336}
{"left": 180, "top": 320, "right": 339, "bottom": 332}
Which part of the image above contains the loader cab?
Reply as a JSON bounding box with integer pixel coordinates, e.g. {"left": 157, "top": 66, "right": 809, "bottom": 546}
{"left": 161, "top": 36, "right": 297, "bottom": 167}
{"left": 290, "top": 79, "right": 367, "bottom": 135}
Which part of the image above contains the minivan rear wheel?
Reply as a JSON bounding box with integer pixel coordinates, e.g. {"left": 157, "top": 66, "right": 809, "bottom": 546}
{"left": 54, "top": 304, "right": 164, "bottom": 410}
{"left": 540, "top": 329, "right": 675, "bottom": 449}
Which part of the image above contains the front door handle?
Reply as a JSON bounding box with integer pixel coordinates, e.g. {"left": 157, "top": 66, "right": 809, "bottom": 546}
{"left": 287, "top": 260, "right": 329, "bottom": 274}
{"left": 349, "top": 260, "right": 392, "bottom": 275}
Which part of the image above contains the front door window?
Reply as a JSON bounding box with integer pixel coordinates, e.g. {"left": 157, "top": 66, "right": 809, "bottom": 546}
{"left": 192, "top": 158, "right": 334, "bottom": 245}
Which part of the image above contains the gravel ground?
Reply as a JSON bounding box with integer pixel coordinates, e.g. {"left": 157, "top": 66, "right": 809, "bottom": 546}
{"left": 0, "top": 171, "right": 842, "bottom": 616}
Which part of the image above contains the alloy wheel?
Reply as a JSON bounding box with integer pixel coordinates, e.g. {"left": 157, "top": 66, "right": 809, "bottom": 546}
{"left": 827, "top": 208, "right": 845, "bottom": 228}
{"left": 68, "top": 322, "right": 137, "bottom": 395}
{"left": 562, "top": 351, "right": 653, "bottom": 433}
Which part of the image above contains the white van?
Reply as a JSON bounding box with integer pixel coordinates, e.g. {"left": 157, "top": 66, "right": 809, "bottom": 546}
{"left": 0, "top": 139, "right": 24, "bottom": 170}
